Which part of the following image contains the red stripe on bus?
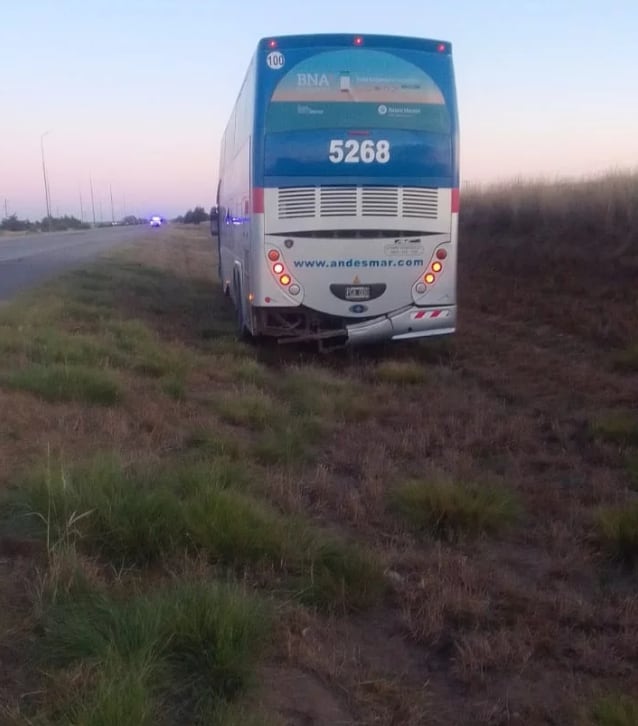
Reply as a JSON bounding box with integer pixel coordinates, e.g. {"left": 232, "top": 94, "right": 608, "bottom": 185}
{"left": 451, "top": 188, "right": 460, "bottom": 213}
{"left": 253, "top": 187, "right": 264, "bottom": 213}
{"left": 431, "top": 310, "right": 441, "bottom": 318}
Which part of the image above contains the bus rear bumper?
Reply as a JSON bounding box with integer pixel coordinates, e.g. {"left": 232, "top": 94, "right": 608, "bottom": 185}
{"left": 346, "top": 305, "right": 456, "bottom": 346}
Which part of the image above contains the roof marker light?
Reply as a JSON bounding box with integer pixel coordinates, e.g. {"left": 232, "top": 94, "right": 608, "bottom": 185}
{"left": 437, "top": 43, "right": 446, "bottom": 52}
{"left": 268, "top": 39, "right": 278, "bottom": 48}
{"left": 354, "top": 36, "right": 364, "bottom": 46}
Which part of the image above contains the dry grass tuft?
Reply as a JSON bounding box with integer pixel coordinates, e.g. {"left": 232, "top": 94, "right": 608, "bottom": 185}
{"left": 389, "top": 475, "right": 520, "bottom": 540}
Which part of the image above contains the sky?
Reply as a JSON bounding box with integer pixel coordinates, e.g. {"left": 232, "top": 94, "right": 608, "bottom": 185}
{"left": 1, "top": 0, "right": 637, "bottom": 221}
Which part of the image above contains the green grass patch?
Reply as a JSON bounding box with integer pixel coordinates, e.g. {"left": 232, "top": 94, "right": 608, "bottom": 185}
{"left": 40, "top": 581, "right": 270, "bottom": 725}
{"left": 252, "top": 422, "right": 322, "bottom": 467}
{"left": 591, "top": 412, "right": 638, "bottom": 447}
{"left": 390, "top": 476, "right": 520, "bottom": 540}
{"left": 595, "top": 502, "right": 638, "bottom": 565}
{"left": 16, "top": 456, "right": 243, "bottom": 564}
{"left": 106, "top": 319, "right": 189, "bottom": 379}
{"left": 13, "top": 455, "right": 383, "bottom": 611}
{"left": 587, "top": 694, "right": 638, "bottom": 726}
{"left": 374, "top": 359, "right": 429, "bottom": 385}
{"left": 183, "top": 429, "right": 243, "bottom": 461}
{"left": 1, "top": 363, "right": 120, "bottom": 405}
{"left": 214, "top": 388, "right": 282, "bottom": 431}
{"left": 234, "top": 358, "right": 271, "bottom": 386}
{"left": 0, "top": 327, "right": 118, "bottom": 368}
{"left": 162, "top": 374, "right": 187, "bottom": 401}
{"left": 272, "top": 366, "right": 374, "bottom": 424}
{"left": 612, "top": 343, "right": 638, "bottom": 373}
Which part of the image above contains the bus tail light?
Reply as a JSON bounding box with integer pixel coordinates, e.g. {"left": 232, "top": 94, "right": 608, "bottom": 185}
{"left": 273, "top": 262, "right": 284, "bottom": 274}
{"left": 268, "top": 249, "right": 280, "bottom": 262}
{"left": 436, "top": 248, "right": 448, "bottom": 260}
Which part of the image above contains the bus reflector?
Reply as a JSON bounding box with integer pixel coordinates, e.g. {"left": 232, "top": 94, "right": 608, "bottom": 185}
{"left": 451, "top": 188, "right": 460, "bottom": 213}
{"left": 273, "top": 262, "right": 284, "bottom": 274}
{"left": 425, "top": 273, "right": 436, "bottom": 284}
{"left": 267, "top": 249, "right": 280, "bottom": 262}
{"left": 436, "top": 248, "right": 448, "bottom": 260}
{"left": 280, "top": 274, "right": 291, "bottom": 286}
{"left": 252, "top": 187, "right": 264, "bottom": 213}
{"left": 432, "top": 261, "right": 443, "bottom": 273}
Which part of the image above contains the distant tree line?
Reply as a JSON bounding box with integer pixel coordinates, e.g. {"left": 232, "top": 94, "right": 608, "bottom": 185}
{"left": 173, "top": 206, "right": 210, "bottom": 224}
{"left": 0, "top": 214, "right": 90, "bottom": 232}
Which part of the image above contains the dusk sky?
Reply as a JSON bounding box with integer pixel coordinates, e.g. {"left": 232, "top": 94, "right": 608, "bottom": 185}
{"left": 1, "top": 0, "right": 636, "bottom": 221}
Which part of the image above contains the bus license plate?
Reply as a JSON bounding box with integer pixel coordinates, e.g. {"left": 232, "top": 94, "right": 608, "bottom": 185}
{"left": 345, "top": 286, "right": 370, "bottom": 301}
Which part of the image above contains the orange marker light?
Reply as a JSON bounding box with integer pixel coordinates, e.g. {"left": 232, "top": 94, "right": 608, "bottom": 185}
{"left": 432, "top": 261, "right": 443, "bottom": 273}
{"left": 425, "top": 273, "right": 436, "bottom": 284}
{"left": 280, "top": 274, "right": 291, "bottom": 286}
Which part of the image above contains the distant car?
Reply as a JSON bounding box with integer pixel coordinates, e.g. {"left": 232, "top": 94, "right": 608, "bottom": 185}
{"left": 150, "top": 216, "right": 162, "bottom": 227}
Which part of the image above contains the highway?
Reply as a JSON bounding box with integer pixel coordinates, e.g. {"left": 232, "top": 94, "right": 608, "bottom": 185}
{"left": 0, "top": 225, "right": 158, "bottom": 302}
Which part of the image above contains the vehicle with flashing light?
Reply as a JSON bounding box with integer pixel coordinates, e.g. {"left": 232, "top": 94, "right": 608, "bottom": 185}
{"left": 150, "top": 216, "right": 162, "bottom": 227}
{"left": 216, "top": 33, "right": 459, "bottom": 349}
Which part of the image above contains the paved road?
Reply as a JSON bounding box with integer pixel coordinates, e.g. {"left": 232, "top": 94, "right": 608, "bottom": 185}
{"left": 0, "top": 225, "right": 157, "bottom": 302}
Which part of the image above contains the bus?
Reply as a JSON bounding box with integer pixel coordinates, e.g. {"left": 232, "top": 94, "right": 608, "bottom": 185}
{"left": 216, "top": 34, "right": 459, "bottom": 349}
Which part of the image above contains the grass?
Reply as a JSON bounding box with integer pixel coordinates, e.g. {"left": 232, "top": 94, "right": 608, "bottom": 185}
{"left": 461, "top": 170, "right": 638, "bottom": 241}
{"left": 106, "top": 318, "right": 190, "bottom": 379}
{"left": 183, "top": 429, "right": 243, "bottom": 461}
{"left": 214, "top": 388, "right": 282, "bottom": 430}
{"left": 613, "top": 343, "right": 638, "bottom": 373}
{"left": 591, "top": 412, "right": 638, "bottom": 447}
{"left": 3, "top": 215, "right": 638, "bottom": 723}
{"left": 374, "top": 359, "right": 429, "bottom": 385}
{"left": 1, "top": 363, "right": 120, "bottom": 405}
{"left": 13, "top": 454, "right": 384, "bottom": 611}
{"left": 595, "top": 502, "right": 638, "bottom": 565}
{"left": 39, "top": 580, "right": 270, "bottom": 724}
{"left": 0, "top": 327, "right": 116, "bottom": 367}
{"left": 587, "top": 694, "right": 638, "bottom": 726}
{"left": 389, "top": 476, "right": 520, "bottom": 540}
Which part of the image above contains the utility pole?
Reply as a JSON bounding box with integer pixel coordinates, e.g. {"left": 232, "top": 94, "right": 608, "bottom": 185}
{"left": 89, "top": 176, "right": 96, "bottom": 226}
{"left": 3, "top": 198, "right": 8, "bottom": 219}
{"left": 99, "top": 199, "right": 103, "bottom": 224}
{"left": 109, "top": 184, "right": 115, "bottom": 224}
{"left": 40, "top": 131, "right": 52, "bottom": 229}
{"left": 79, "top": 188, "right": 84, "bottom": 222}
